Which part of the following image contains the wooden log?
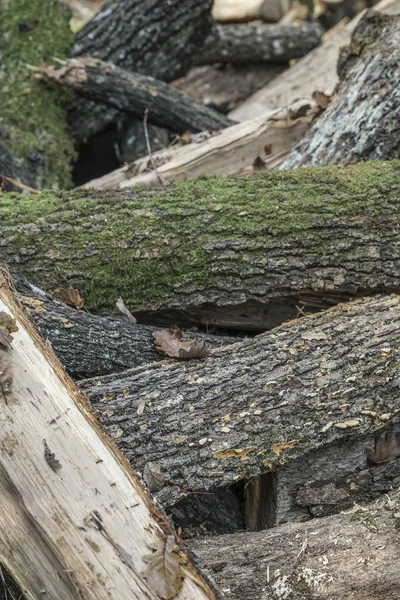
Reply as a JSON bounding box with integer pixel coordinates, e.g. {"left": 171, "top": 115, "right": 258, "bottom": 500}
{"left": 229, "top": 0, "right": 400, "bottom": 121}
{"left": 212, "top": 0, "right": 264, "bottom": 23}
{"left": 80, "top": 294, "right": 400, "bottom": 533}
{"left": 0, "top": 269, "right": 218, "bottom": 600}
{"left": 195, "top": 22, "right": 324, "bottom": 65}
{"left": 82, "top": 103, "right": 317, "bottom": 191}
{"left": 69, "top": 0, "right": 214, "bottom": 142}
{"left": 38, "top": 57, "right": 234, "bottom": 135}
{"left": 15, "top": 278, "right": 237, "bottom": 379}
{"left": 189, "top": 490, "right": 400, "bottom": 600}
{"left": 282, "top": 11, "right": 400, "bottom": 168}
{"left": 2, "top": 161, "right": 400, "bottom": 328}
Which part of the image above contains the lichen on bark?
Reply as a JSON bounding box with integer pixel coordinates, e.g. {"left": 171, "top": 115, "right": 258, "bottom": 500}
{"left": 0, "top": 0, "right": 76, "bottom": 188}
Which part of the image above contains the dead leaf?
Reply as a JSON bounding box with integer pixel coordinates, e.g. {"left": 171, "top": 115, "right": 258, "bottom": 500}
{"left": 0, "top": 311, "right": 18, "bottom": 347}
{"left": 312, "top": 90, "right": 332, "bottom": 110}
{"left": 271, "top": 440, "right": 296, "bottom": 456}
{"left": 137, "top": 398, "right": 146, "bottom": 415}
{"left": 153, "top": 329, "right": 211, "bottom": 360}
{"left": 176, "top": 130, "right": 192, "bottom": 145}
{"left": 213, "top": 447, "right": 253, "bottom": 461}
{"left": 116, "top": 297, "right": 137, "bottom": 323}
{"left": 366, "top": 431, "right": 400, "bottom": 464}
{"left": 334, "top": 419, "right": 361, "bottom": 429}
{"left": 301, "top": 331, "right": 328, "bottom": 341}
{"left": 144, "top": 462, "right": 164, "bottom": 493}
{"left": 43, "top": 439, "right": 62, "bottom": 472}
{"left": 55, "top": 288, "right": 85, "bottom": 310}
{"left": 143, "top": 535, "right": 184, "bottom": 599}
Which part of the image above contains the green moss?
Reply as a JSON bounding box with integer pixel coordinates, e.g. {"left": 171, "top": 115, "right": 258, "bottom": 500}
{"left": 0, "top": 0, "right": 76, "bottom": 188}
{"left": 0, "top": 160, "right": 400, "bottom": 313}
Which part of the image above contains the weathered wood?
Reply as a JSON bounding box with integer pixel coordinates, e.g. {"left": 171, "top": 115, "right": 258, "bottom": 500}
{"left": 15, "top": 279, "right": 236, "bottom": 379}
{"left": 282, "top": 11, "right": 400, "bottom": 168}
{"left": 39, "top": 57, "right": 234, "bottom": 135}
{"left": 212, "top": 0, "right": 264, "bottom": 22}
{"left": 190, "top": 490, "right": 400, "bottom": 600}
{"left": 80, "top": 295, "right": 400, "bottom": 531}
{"left": 230, "top": 0, "right": 400, "bottom": 121}
{"left": 196, "top": 22, "right": 324, "bottom": 65}
{"left": 0, "top": 270, "right": 218, "bottom": 600}
{"left": 83, "top": 103, "right": 316, "bottom": 191}
{"left": 3, "top": 160, "right": 400, "bottom": 329}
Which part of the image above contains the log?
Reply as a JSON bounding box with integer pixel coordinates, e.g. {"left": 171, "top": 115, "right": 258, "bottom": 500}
{"left": 0, "top": 270, "right": 218, "bottom": 600}
{"left": 212, "top": 0, "right": 264, "bottom": 23}
{"left": 39, "top": 57, "right": 234, "bottom": 135}
{"left": 3, "top": 160, "right": 400, "bottom": 330}
{"left": 195, "top": 22, "right": 324, "bottom": 65}
{"left": 282, "top": 11, "right": 400, "bottom": 168}
{"left": 83, "top": 103, "right": 317, "bottom": 191}
{"left": 15, "top": 278, "right": 237, "bottom": 379}
{"left": 69, "top": 0, "right": 214, "bottom": 142}
{"left": 189, "top": 490, "right": 400, "bottom": 600}
{"left": 81, "top": 294, "right": 400, "bottom": 534}
{"left": 229, "top": 0, "right": 400, "bottom": 121}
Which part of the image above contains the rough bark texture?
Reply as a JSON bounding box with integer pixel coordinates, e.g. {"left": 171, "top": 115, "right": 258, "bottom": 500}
{"left": 196, "top": 22, "right": 324, "bottom": 65}
{"left": 3, "top": 160, "right": 400, "bottom": 329}
{"left": 0, "top": 144, "right": 35, "bottom": 192}
{"left": 190, "top": 489, "right": 400, "bottom": 600}
{"left": 80, "top": 295, "right": 400, "bottom": 529}
{"left": 69, "top": 0, "right": 214, "bottom": 141}
{"left": 282, "top": 11, "right": 400, "bottom": 169}
{"left": 41, "top": 58, "right": 234, "bottom": 135}
{"left": 15, "top": 279, "right": 237, "bottom": 379}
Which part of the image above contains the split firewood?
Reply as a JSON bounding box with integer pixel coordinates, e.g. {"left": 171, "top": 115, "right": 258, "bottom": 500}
{"left": 212, "top": 0, "right": 265, "bottom": 23}
{"left": 2, "top": 161, "right": 400, "bottom": 331}
{"left": 83, "top": 103, "right": 317, "bottom": 190}
{"left": 282, "top": 11, "right": 400, "bottom": 167}
{"left": 37, "top": 57, "right": 233, "bottom": 134}
{"left": 15, "top": 278, "right": 236, "bottom": 379}
{"left": 0, "top": 269, "right": 218, "bottom": 600}
{"left": 190, "top": 490, "right": 400, "bottom": 600}
{"left": 230, "top": 0, "right": 400, "bottom": 121}
{"left": 195, "top": 22, "right": 324, "bottom": 65}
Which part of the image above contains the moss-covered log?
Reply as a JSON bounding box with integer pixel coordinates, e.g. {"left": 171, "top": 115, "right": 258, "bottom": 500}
{"left": 15, "top": 279, "right": 236, "bottom": 379}
{"left": 0, "top": 0, "right": 76, "bottom": 190}
{"left": 2, "top": 161, "right": 400, "bottom": 329}
{"left": 80, "top": 295, "right": 400, "bottom": 532}
{"left": 282, "top": 11, "right": 400, "bottom": 169}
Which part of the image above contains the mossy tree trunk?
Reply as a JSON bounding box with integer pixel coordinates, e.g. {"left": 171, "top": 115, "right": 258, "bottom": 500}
{"left": 1, "top": 161, "right": 400, "bottom": 329}
{"left": 80, "top": 295, "right": 400, "bottom": 533}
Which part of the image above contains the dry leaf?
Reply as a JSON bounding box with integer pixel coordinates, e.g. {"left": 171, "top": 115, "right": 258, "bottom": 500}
{"left": 55, "top": 288, "right": 85, "bottom": 310}
{"left": 116, "top": 297, "right": 137, "bottom": 323}
{"left": 301, "top": 331, "right": 328, "bottom": 341}
{"left": 137, "top": 398, "right": 146, "bottom": 415}
{"left": 43, "top": 439, "right": 62, "bottom": 472}
{"left": 153, "top": 329, "right": 210, "bottom": 360}
{"left": 0, "top": 311, "right": 18, "bottom": 347}
{"left": 213, "top": 447, "right": 253, "bottom": 461}
{"left": 366, "top": 431, "right": 400, "bottom": 464}
{"left": 312, "top": 90, "right": 332, "bottom": 110}
{"left": 334, "top": 419, "right": 361, "bottom": 429}
{"left": 271, "top": 440, "right": 296, "bottom": 456}
{"left": 143, "top": 535, "right": 184, "bottom": 599}
{"left": 143, "top": 462, "right": 164, "bottom": 493}
{"left": 176, "top": 130, "right": 192, "bottom": 145}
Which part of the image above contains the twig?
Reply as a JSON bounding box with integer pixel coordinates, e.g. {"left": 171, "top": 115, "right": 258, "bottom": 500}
{"left": 143, "top": 109, "right": 168, "bottom": 186}
{"left": 0, "top": 174, "right": 40, "bottom": 195}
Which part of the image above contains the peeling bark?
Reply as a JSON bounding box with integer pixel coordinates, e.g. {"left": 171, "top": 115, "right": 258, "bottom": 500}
{"left": 282, "top": 11, "right": 400, "bottom": 169}
{"left": 80, "top": 295, "right": 400, "bottom": 530}
{"left": 196, "top": 22, "right": 324, "bottom": 65}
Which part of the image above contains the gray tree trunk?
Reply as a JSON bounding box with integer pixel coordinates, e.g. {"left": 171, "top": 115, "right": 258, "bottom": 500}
{"left": 80, "top": 294, "right": 400, "bottom": 534}
{"left": 282, "top": 11, "right": 400, "bottom": 168}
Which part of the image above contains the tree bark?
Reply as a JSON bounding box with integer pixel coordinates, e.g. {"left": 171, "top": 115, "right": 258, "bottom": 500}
{"left": 2, "top": 160, "right": 400, "bottom": 329}
{"left": 282, "top": 11, "right": 400, "bottom": 169}
{"left": 0, "top": 269, "right": 218, "bottom": 600}
{"left": 80, "top": 294, "right": 400, "bottom": 532}
{"left": 229, "top": 0, "right": 400, "bottom": 121}
{"left": 40, "top": 57, "right": 234, "bottom": 135}
{"left": 15, "top": 278, "right": 236, "bottom": 379}
{"left": 69, "top": 0, "right": 214, "bottom": 142}
{"left": 189, "top": 491, "right": 400, "bottom": 600}
{"left": 83, "top": 103, "right": 316, "bottom": 191}
{"left": 196, "top": 22, "right": 324, "bottom": 65}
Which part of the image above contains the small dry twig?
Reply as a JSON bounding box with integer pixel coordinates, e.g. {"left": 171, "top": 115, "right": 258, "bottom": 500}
{"left": 0, "top": 174, "right": 40, "bottom": 194}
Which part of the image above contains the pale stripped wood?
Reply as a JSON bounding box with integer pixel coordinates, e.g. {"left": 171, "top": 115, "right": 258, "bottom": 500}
{"left": 230, "top": 0, "right": 400, "bottom": 121}
{"left": 212, "top": 0, "right": 264, "bottom": 22}
{"left": 83, "top": 104, "right": 316, "bottom": 190}
{"left": 0, "top": 271, "right": 215, "bottom": 600}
